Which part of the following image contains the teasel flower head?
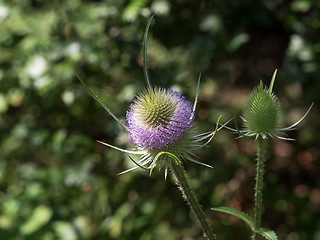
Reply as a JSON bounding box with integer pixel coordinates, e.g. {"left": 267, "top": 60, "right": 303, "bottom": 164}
{"left": 126, "top": 88, "right": 194, "bottom": 150}
{"left": 226, "top": 70, "right": 313, "bottom": 140}
{"left": 79, "top": 16, "right": 224, "bottom": 178}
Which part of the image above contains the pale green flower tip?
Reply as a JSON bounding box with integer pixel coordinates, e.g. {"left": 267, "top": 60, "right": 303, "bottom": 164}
{"left": 268, "top": 69, "right": 277, "bottom": 93}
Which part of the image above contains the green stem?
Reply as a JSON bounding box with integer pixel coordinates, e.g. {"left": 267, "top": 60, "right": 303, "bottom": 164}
{"left": 252, "top": 137, "right": 266, "bottom": 240}
{"left": 170, "top": 161, "right": 215, "bottom": 240}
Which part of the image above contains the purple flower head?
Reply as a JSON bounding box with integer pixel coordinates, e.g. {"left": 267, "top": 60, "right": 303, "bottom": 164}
{"left": 79, "top": 17, "right": 224, "bottom": 177}
{"left": 126, "top": 88, "right": 194, "bottom": 150}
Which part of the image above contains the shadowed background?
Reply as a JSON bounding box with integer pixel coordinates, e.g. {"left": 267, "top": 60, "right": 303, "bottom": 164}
{"left": 0, "top": 0, "right": 319, "bottom": 239}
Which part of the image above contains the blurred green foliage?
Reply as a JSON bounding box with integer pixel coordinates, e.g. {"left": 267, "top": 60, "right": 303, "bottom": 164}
{"left": 0, "top": 0, "right": 319, "bottom": 239}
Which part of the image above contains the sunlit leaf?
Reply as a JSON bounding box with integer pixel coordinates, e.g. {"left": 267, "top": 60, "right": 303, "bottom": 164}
{"left": 212, "top": 206, "right": 254, "bottom": 230}
{"left": 20, "top": 205, "right": 52, "bottom": 235}
{"left": 255, "top": 228, "right": 278, "bottom": 240}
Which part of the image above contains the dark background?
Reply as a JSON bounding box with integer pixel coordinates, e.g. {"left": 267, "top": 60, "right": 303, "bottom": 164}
{"left": 0, "top": 0, "right": 319, "bottom": 239}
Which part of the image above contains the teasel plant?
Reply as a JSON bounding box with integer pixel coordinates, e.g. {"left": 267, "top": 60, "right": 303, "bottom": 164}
{"left": 78, "top": 16, "right": 226, "bottom": 240}
{"left": 212, "top": 70, "right": 313, "bottom": 240}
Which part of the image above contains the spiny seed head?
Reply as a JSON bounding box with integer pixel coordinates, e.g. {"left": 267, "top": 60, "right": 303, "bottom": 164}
{"left": 243, "top": 81, "right": 281, "bottom": 137}
{"left": 126, "top": 87, "right": 194, "bottom": 150}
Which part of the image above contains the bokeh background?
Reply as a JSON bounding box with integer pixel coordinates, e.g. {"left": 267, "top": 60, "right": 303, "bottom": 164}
{"left": 0, "top": 0, "right": 319, "bottom": 239}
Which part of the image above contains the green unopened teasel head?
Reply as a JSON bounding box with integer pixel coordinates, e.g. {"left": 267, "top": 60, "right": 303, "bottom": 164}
{"left": 226, "top": 70, "right": 313, "bottom": 141}
{"left": 243, "top": 81, "right": 281, "bottom": 139}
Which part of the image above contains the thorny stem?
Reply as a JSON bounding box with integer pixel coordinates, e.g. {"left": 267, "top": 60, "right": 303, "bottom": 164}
{"left": 252, "top": 137, "right": 266, "bottom": 240}
{"left": 170, "top": 161, "right": 215, "bottom": 240}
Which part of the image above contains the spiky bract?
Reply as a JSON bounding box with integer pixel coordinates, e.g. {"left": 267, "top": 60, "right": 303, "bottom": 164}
{"left": 243, "top": 82, "right": 281, "bottom": 138}
{"left": 147, "top": 126, "right": 202, "bottom": 165}
{"left": 126, "top": 88, "right": 194, "bottom": 150}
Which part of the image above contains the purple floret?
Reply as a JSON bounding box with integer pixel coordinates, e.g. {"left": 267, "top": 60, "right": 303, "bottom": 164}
{"left": 126, "top": 88, "right": 194, "bottom": 150}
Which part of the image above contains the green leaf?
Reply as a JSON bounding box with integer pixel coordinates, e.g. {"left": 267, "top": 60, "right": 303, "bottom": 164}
{"left": 122, "top": 0, "right": 149, "bottom": 22}
{"left": 256, "top": 228, "right": 278, "bottom": 240}
{"left": 20, "top": 205, "right": 52, "bottom": 235}
{"left": 211, "top": 206, "right": 254, "bottom": 230}
{"left": 212, "top": 207, "right": 278, "bottom": 240}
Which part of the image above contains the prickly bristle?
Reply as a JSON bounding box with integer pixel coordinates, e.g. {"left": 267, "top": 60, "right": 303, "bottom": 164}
{"left": 126, "top": 88, "right": 194, "bottom": 150}
{"left": 243, "top": 82, "right": 281, "bottom": 136}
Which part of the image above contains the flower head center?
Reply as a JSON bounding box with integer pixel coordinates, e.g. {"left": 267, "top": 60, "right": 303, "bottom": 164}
{"left": 139, "top": 94, "right": 177, "bottom": 129}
